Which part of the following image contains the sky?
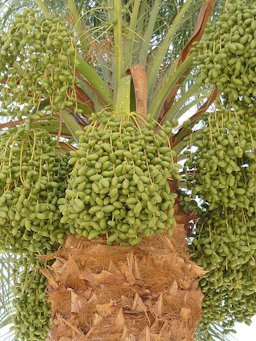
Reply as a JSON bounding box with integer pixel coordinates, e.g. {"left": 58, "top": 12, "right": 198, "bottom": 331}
{"left": 234, "top": 317, "right": 256, "bottom": 341}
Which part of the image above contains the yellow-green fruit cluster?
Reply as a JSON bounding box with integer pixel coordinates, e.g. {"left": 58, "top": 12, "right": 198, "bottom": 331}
{"left": 185, "top": 108, "right": 256, "bottom": 210}
{"left": 201, "top": 290, "right": 256, "bottom": 334}
{"left": 0, "top": 10, "right": 78, "bottom": 119}
{"left": 194, "top": 0, "right": 256, "bottom": 104}
{"left": 12, "top": 265, "right": 51, "bottom": 341}
{"left": 193, "top": 209, "right": 256, "bottom": 274}
{"left": 193, "top": 208, "right": 256, "bottom": 333}
{"left": 0, "top": 127, "right": 70, "bottom": 254}
{"left": 184, "top": 106, "right": 255, "bottom": 335}
{"left": 186, "top": 111, "right": 256, "bottom": 333}
{"left": 59, "top": 112, "right": 180, "bottom": 246}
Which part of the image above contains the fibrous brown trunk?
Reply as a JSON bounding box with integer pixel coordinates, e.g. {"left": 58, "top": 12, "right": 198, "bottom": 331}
{"left": 42, "top": 214, "right": 204, "bottom": 341}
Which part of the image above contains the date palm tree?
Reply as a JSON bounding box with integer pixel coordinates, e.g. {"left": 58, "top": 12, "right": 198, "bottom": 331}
{"left": 1, "top": 1, "right": 242, "bottom": 340}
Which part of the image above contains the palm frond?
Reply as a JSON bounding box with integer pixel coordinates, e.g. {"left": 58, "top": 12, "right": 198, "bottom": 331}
{"left": 0, "top": 253, "right": 22, "bottom": 340}
{"left": 195, "top": 322, "right": 238, "bottom": 341}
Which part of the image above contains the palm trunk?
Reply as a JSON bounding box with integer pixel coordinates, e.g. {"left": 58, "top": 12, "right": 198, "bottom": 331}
{"left": 42, "top": 211, "right": 204, "bottom": 341}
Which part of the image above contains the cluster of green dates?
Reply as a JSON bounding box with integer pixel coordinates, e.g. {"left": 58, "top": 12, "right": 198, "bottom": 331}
{"left": 194, "top": 0, "right": 256, "bottom": 104}
{"left": 185, "top": 108, "right": 256, "bottom": 210}
{"left": 0, "top": 10, "right": 78, "bottom": 119}
{"left": 0, "top": 127, "right": 70, "bottom": 254}
{"left": 59, "top": 112, "right": 179, "bottom": 246}
{"left": 185, "top": 107, "right": 256, "bottom": 334}
{"left": 188, "top": 3, "right": 256, "bottom": 331}
{"left": 193, "top": 208, "right": 256, "bottom": 332}
{"left": 12, "top": 263, "right": 51, "bottom": 341}
{"left": 194, "top": 209, "right": 256, "bottom": 274}
{"left": 200, "top": 289, "right": 256, "bottom": 334}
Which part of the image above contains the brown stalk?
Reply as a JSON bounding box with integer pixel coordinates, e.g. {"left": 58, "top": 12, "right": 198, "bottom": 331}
{"left": 74, "top": 85, "right": 95, "bottom": 110}
{"left": 126, "top": 64, "right": 147, "bottom": 118}
{"left": 58, "top": 141, "right": 76, "bottom": 151}
{"left": 177, "top": 0, "right": 215, "bottom": 67}
{"left": 0, "top": 120, "right": 25, "bottom": 129}
{"left": 0, "top": 114, "right": 54, "bottom": 129}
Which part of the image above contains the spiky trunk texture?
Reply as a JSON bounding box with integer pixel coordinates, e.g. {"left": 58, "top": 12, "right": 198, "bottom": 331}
{"left": 42, "top": 212, "right": 204, "bottom": 341}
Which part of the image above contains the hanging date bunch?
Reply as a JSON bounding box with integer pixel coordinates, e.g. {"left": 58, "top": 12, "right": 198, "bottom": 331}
{"left": 185, "top": 108, "right": 256, "bottom": 210}
{"left": 194, "top": 0, "right": 256, "bottom": 105}
{"left": 0, "top": 9, "right": 78, "bottom": 119}
{"left": 12, "top": 262, "right": 51, "bottom": 341}
{"left": 199, "top": 283, "right": 256, "bottom": 334}
{"left": 193, "top": 208, "right": 256, "bottom": 274}
{"left": 192, "top": 208, "right": 256, "bottom": 333}
{"left": 59, "top": 112, "right": 180, "bottom": 246}
{"left": 0, "top": 127, "right": 70, "bottom": 254}
{"left": 185, "top": 106, "right": 256, "bottom": 333}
